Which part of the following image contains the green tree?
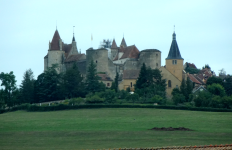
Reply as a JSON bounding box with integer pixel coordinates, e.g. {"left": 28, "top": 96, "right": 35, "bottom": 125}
{"left": 0, "top": 71, "right": 18, "bottom": 108}
{"left": 63, "top": 63, "right": 84, "bottom": 98}
{"left": 114, "top": 72, "right": 119, "bottom": 92}
{"left": 206, "top": 76, "right": 223, "bottom": 86}
{"left": 171, "top": 88, "right": 181, "bottom": 96}
{"left": 135, "top": 64, "right": 166, "bottom": 102}
{"left": 223, "top": 75, "right": 232, "bottom": 96}
{"left": 172, "top": 94, "right": 185, "bottom": 105}
{"left": 102, "top": 89, "right": 117, "bottom": 104}
{"left": 186, "top": 77, "right": 193, "bottom": 101}
{"left": 19, "top": 69, "right": 35, "bottom": 103}
{"left": 85, "top": 60, "right": 105, "bottom": 93}
{"left": 202, "top": 64, "right": 211, "bottom": 69}
{"left": 207, "top": 83, "right": 226, "bottom": 97}
{"left": 34, "top": 64, "right": 63, "bottom": 103}
{"left": 135, "top": 63, "right": 147, "bottom": 89}
{"left": 194, "top": 91, "right": 212, "bottom": 107}
{"left": 126, "top": 93, "right": 139, "bottom": 105}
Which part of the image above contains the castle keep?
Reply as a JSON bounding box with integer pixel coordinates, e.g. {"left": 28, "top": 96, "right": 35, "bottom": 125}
{"left": 44, "top": 29, "right": 185, "bottom": 97}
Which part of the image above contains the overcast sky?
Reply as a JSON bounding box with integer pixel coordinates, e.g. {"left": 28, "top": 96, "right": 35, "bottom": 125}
{"left": 0, "top": 0, "right": 231, "bottom": 87}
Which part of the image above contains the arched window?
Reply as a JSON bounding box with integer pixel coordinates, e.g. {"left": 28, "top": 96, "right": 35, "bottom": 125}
{"left": 168, "top": 80, "right": 171, "bottom": 87}
{"left": 131, "top": 82, "right": 133, "bottom": 87}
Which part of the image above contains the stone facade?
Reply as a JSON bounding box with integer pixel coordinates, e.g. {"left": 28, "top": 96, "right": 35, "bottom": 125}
{"left": 44, "top": 29, "right": 186, "bottom": 98}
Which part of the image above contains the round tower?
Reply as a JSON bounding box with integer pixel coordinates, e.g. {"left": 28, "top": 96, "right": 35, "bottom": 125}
{"left": 139, "top": 49, "right": 161, "bottom": 69}
{"left": 86, "top": 48, "right": 108, "bottom": 73}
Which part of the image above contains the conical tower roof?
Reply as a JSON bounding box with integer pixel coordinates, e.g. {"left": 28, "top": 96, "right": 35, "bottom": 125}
{"left": 166, "top": 32, "right": 183, "bottom": 60}
{"left": 111, "top": 39, "right": 117, "bottom": 49}
{"left": 72, "top": 33, "right": 75, "bottom": 42}
{"left": 120, "top": 37, "right": 127, "bottom": 48}
{"left": 51, "top": 30, "right": 61, "bottom": 50}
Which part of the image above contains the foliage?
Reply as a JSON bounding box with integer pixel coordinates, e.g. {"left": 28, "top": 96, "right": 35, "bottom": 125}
{"left": 171, "top": 88, "right": 181, "bottom": 96}
{"left": 206, "top": 76, "right": 223, "bottom": 86}
{"left": 85, "top": 60, "right": 105, "bottom": 93}
{"left": 194, "top": 91, "right": 212, "bottom": 107}
{"left": 150, "top": 95, "right": 166, "bottom": 105}
{"left": 221, "top": 96, "right": 232, "bottom": 109}
{"left": 126, "top": 87, "right": 131, "bottom": 92}
{"left": 19, "top": 69, "right": 35, "bottom": 104}
{"left": 223, "top": 75, "right": 232, "bottom": 96}
{"left": 207, "top": 83, "right": 226, "bottom": 97}
{"left": 117, "top": 90, "right": 129, "bottom": 99}
{"left": 86, "top": 93, "right": 104, "bottom": 104}
{"left": 172, "top": 94, "right": 185, "bottom": 105}
{"left": 185, "top": 67, "right": 200, "bottom": 74}
{"left": 0, "top": 71, "right": 18, "bottom": 108}
{"left": 63, "top": 63, "right": 85, "bottom": 98}
{"left": 34, "top": 64, "right": 63, "bottom": 103}
{"left": 135, "top": 63, "right": 166, "bottom": 102}
{"left": 102, "top": 89, "right": 117, "bottom": 104}
{"left": 69, "top": 97, "right": 84, "bottom": 105}
{"left": 179, "top": 77, "right": 193, "bottom": 102}
{"left": 126, "top": 93, "right": 139, "bottom": 104}
{"left": 114, "top": 72, "right": 119, "bottom": 92}
{"left": 202, "top": 64, "right": 211, "bottom": 69}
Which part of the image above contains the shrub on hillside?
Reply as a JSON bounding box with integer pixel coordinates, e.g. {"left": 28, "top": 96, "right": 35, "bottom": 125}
{"left": 150, "top": 95, "right": 166, "bottom": 105}
{"left": 86, "top": 94, "right": 104, "bottom": 104}
{"left": 207, "top": 83, "right": 226, "bottom": 97}
{"left": 172, "top": 94, "right": 185, "bottom": 105}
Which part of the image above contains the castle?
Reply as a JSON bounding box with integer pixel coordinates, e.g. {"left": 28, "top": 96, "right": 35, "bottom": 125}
{"left": 44, "top": 29, "right": 186, "bottom": 97}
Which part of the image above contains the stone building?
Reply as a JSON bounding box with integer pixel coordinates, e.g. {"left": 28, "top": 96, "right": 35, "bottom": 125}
{"left": 44, "top": 29, "right": 186, "bottom": 98}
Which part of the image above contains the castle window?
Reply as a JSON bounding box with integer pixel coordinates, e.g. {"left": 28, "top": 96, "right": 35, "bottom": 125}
{"left": 168, "top": 80, "right": 171, "bottom": 87}
{"left": 107, "top": 83, "right": 110, "bottom": 86}
{"left": 131, "top": 82, "right": 133, "bottom": 87}
{"left": 156, "top": 54, "right": 158, "bottom": 57}
{"left": 176, "top": 85, "right": 178, "bottom": 88}
{"left": 172, "top": 60, "right": 177, "bottom": 65}
{"left": 96, "top": 60, "right": 97, "bottom": 63}
{"left": 156, "top": 63, "right": 158, "bottom": 67}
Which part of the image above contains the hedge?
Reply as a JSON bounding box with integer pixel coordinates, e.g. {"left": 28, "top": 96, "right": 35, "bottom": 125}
{"left": 1, "top": 103, "right": 231, "bottom": 114}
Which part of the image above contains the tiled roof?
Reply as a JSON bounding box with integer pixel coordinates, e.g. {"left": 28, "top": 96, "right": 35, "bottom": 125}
{"left": 111, "top": 39, "right": 117, "bottom": 49}
{"left": 62, "top": 44, "right": 72, "bottom": 57}
{"left": 51, "top": 30, "right": 61, "bottom": 50}
{"left": 120, "top": 37, "right": 127, "bottom": 47}
{"left": 188, "top": 74, "right": 201, "bottom": 84}
{"left": 166, "top": 32, "right": 183, "bottom": 60}
{"left": 123, "top": 70, "right": 140, "bottom": 79}
{"left": 141, "top": 49, "right": 161, "bottom": 52}
{"left": 44, "top": 54, "right": 48, "bottom": 58}
{"left": 121, "top": 45, "right": 140, "bottom": 59}
{"left": 65, "top": 54, "right": 85, "bottom": 62}
{"left": 97, "top": 74, "right": 113, "bottom": 81}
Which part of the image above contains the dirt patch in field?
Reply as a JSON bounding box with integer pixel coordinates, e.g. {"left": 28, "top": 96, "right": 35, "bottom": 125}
{"left": 150, "top": 127, "right": 193, "bottom": 131}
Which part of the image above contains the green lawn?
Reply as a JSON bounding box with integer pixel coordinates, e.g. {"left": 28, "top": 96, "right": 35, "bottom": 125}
{"left": 0, "top": 108, "right": 231, "bottom": 150}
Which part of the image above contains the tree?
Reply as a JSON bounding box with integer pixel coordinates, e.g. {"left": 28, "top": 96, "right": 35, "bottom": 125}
{"left": 194, "top": 91, "right": 212, "bottom": 107}
{"left": 63, "top": 63, "right": 84, "bottom": 98}
{"left": 207, "top": 83, "right": 226, "bottom": 97}
{"left": 172, "top": 94, "right": 185, "bottom": 105}
{"left": 114, "top": 72, "right": 119, "bottom": 92}
{"left": 135, "top": 63, "right": 148, "bottom": 89}
{"left": 171, "top": 88, "right": 181, "bottom": 96}
{"left": 206, "top": 76, "right": 223, "bottom": 86}
{"left": 180, "top": 78, "right": 187, "bottom": 100}
{"left": 85, "top": 60, "right": 105, "bottom": 93}
{"left": 202, "top": 64, "right": 211, "bottom": 69}
{"left": 0, "top": 71, "right": 18, "bottom": 108}
{"left": 34, "top": 64, "right": 63, "bottom": 103}
{"left": 223, "top": 75, "right": 232, "bottom": 96}
{"left": 186, "top": 77, "right": 193, "bottom": 101}
{"left": 19, "top": 69, "right": 35, "bottom": 103}
{"left": 135, "top": 63, "right": 166, "bottom": 102}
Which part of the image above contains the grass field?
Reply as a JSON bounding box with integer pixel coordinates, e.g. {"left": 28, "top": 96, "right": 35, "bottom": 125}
{"left": 0, "top": 108, "right": 232, "bottom": 150}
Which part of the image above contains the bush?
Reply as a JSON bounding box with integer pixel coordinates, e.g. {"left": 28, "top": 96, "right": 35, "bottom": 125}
{"left": 126, "top": 93, "right": 139, "bottom": 104}
{"left": 69, "top": 97, "right": 84, "bottom": 105}
{"left": 172, "top": 94, "right": 185, "bottom": 105}
{"left": 117, "top": 90, "right": 129, "bottom": 99}
{"left": 150, "top": 95, "right": 166, "bottom": 105}
{"left": 86, "top": 95, "right": 104, "bottom": 104}
{"left": 207, "top": 83, "right": 226, "bottom": 97}
{"left": 102, "top": 90, "right": 117, "bottom": 104}
{"left": 194, "top": 91, "right": 212, "bottom": 107}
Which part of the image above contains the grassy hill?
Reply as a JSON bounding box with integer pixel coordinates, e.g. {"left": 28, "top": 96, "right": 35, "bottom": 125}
{"left": 0, "top": 108, "right": 231, "bottom": 150}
